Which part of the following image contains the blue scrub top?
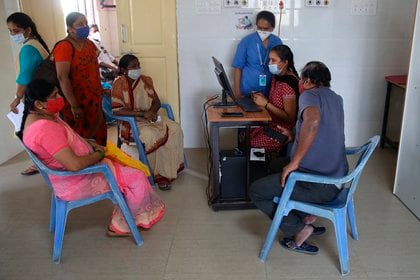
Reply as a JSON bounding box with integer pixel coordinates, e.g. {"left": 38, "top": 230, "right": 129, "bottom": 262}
{"left": 232, "top": 32, "right": 282, "bottom": 97}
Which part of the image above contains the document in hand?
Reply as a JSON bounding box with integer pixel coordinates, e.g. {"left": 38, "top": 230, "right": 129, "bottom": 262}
{"left": 6, "top": 103, "right": 24, "bottom": 132}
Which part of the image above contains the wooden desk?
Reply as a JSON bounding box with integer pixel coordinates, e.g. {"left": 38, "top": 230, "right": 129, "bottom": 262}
{"left": 381, "top": 75, "right": 407, "bottom": 149}
{"left": 207, "top": 105, "right": 272, "bottom": 211}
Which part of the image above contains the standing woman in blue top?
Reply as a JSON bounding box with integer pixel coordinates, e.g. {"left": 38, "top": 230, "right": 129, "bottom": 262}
{"left": 7, "top": 12, "right": 49, "bottom": 113}
{"left": 7, "top": 12, "right": 50, "bottom": 175}
{"left": 232, "top": 11, "right": 282, "bottom": 98}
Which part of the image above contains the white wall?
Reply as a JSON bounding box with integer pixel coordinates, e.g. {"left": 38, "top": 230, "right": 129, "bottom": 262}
{"left": 0, "top": 0, "right": 23, "bottom": 164}
{"left": 394, "top": 0, "right": 420, "bottom": 219}
{"left": 177, "top": 0, "right": 417, "bottom": 148}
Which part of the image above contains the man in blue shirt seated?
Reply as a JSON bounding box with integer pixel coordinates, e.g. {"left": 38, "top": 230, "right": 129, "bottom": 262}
{"left": 231, "top": 11, "right": 283, "bottom": 98}
{"left": 250, "top": 61, "right": 348, "bottom": 255}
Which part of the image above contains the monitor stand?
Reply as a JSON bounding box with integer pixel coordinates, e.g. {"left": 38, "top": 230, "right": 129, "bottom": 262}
{"left": 213, "top": 90, "right": 236, "bottom": 108}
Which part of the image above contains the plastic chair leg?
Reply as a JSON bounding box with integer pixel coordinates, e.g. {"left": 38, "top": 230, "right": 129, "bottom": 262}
{"left": 49, "top": 195, "right": 56, "bottom": 233}
{"left": 115, "top": 199, "right": 144, "bottom": 246}
{"left": 347, "top": 198, "right": 359, "bottom": 240}
{"left": 333, "top": 209, "right": 350, "bottom": 276}
{"left": 148, "top": 175, "right": 155, "bottom": 186}
{"left": 259, "top": 208, "right": 285, "bottom": 261}
{"left": 52, "top": 200, "right": 68, "bottom": 264}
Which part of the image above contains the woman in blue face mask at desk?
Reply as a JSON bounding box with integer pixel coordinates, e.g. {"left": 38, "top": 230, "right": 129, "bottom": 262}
{"left": 231, "top": 11, "right": 283, "bottom": 98}
{"left": 250, "top": 44, "right": 299, "bottom": 153}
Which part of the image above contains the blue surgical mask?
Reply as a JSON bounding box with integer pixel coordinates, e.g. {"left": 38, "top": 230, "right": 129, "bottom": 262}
{"left": 10, "top": 33, "right": 26, "bottom": 44}
{"left": 76, "top": 26, "right": 90, "bottom": 39}
{"left": 269, "top": 64, "right": 281, "bottom": 75}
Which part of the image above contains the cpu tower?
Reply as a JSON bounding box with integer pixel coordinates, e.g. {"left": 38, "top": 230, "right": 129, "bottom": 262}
{"left": 219, "top": 150, "right": 246, "bottom": 200}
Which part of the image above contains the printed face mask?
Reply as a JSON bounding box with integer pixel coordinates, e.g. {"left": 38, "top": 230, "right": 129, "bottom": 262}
{"left": 76, "top": 26, "right": 90, "bottom": 39}
{"left": 10, "top": 33, "right": 26, "bottom": 44}
{"left": 257, "top": 30, "right": 271, "bottom": 42}
{"left": 269, "top": 64, "right": 281, "bottom": 75}
{"left": 46, "top": 97, "right": 65, "bottom": 114}
{"left": 127, "top": 69, "right": 141, "bottom": 80}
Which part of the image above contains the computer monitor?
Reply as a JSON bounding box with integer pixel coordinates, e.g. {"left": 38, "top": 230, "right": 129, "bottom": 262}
{"left": 212, "top": 56, "right": 237, "bottom": 108}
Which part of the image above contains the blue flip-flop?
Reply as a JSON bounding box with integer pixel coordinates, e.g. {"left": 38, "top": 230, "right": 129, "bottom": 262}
{"left": 280, "top": 238, "right": 319, "bottom": 255}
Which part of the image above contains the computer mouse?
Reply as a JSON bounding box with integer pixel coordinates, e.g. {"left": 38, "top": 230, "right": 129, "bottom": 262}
{"left": 254, "top": 151, "right": 265, "bottom": 157}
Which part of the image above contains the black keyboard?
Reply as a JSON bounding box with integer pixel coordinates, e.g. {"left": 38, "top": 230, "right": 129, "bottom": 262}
{"left": 237, "top": 96, "right": 262, "bottom": 112}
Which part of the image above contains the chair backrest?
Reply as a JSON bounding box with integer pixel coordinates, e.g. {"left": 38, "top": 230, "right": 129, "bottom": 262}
{"left": 22, "top": 143, "right": 56, "bottom": 191}
{"left": 343, "top": 135, "right": 380, "bottom": 204}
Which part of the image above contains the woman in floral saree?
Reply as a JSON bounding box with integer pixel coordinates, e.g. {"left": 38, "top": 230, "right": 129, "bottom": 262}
{"left": 111, "top": 54, "right": 184, "bottom": 191}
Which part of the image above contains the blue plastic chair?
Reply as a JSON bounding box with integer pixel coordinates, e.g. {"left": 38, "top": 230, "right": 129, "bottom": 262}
{"left": 102, "top": 96, "right": 185, "bottom": 186}
{"left": 21, "top": 143, "right": 144, "bottom": 264}
{"left": 259, "top": 135, "right": 380, "bottom": 276}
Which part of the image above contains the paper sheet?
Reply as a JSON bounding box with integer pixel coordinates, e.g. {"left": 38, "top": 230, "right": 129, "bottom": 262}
{"left": 6, "top": 103, "right": 24, "bottom": 132}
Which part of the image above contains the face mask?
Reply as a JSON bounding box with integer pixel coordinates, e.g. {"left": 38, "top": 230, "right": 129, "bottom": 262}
{"left": 46, "top": 97, "right": 65, "bottom": 114}
{"left": 257, "top": 30, "right": 271, "bottom": 42}
{"left": 76, "top": 26, "right": 90, "bottom": 39}
{"left": 91, "top": 31, "right": 101, "bottom": 41}
{"left": 10, "top": 33, "right": 26, "bottom": 44}
{"left": 127, "top": 69, "right": 141, "bottom": 80}
{"left": 269, "top": 64, "right": 281, "bottom": 75}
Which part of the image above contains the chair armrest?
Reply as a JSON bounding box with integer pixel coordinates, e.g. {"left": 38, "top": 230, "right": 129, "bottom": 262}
{"left": 46, "top": 163, "right": 112, "bottom": 177}
{"left": 160, "top": 103, "right": 175, "bottom": 121}
{"left": 273, "top": 171, "right": 349, "bottom": 205}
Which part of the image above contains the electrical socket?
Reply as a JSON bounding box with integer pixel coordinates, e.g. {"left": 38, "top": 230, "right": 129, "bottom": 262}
{"left": 305, "top": 0, "right": 330, "bottom": 7}
{"left": 351, "top": 0, "right": 377, "bottom": 16}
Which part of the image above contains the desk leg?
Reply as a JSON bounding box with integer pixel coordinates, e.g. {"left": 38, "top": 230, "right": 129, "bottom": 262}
{"left": 245, "top": 126, "right": 251, "bottom": 199}
{"left": 210, "top": 123, "right": 220, "bottom": 203}
{"left": 381, "top": 82, "right": 392, "bottom": 148}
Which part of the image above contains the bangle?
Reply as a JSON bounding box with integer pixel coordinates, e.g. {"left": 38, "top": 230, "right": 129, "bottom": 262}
{"left": 95, "top": 149, "right": 105, "bottom": 159}
{"left": 265, "top": 102, "right": 269, "bottom": 109}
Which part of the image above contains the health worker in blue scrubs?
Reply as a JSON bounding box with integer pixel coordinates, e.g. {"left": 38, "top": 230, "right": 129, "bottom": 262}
{"left": 232, "top": 11, "right": 283, "bottom": 98}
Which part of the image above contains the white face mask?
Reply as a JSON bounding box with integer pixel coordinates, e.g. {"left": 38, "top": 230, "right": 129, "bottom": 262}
{"left": 257, "top": 30, "right": 271, "bottom": 42}
{"left": 127, "top": 69, "right": 141, "bottom": 80}
{"left": 91, "top": 32, "right": 101, "bottom": 41}
{"left": 10, "top": 33, "right": 26, "bottom": 44}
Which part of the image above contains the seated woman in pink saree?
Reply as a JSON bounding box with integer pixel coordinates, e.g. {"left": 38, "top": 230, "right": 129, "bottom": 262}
{"left": 111, "top": 54, "right": 184, "bottom": 191}
{"left": 18, "top": 79, "right": 165, "bottom": 236}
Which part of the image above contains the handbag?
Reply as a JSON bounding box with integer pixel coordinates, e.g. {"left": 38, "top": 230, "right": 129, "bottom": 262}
{"left": 33, "top": 40, "right": 74, "bottom": 87}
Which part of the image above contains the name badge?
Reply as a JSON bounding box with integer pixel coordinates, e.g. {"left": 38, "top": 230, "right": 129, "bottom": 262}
{"left": 259, "top": 74, "right": 267, "bottom": 87}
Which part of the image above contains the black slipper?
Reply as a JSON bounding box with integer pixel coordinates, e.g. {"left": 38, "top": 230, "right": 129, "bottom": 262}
{"left": 280, "top": 237, "right": 319, "bottom": 255}
{"left": 310, "top": 225, "right": 326, "bottom": 236}
{"left": 158, "top": 184, "right": 172, "bottom": 191}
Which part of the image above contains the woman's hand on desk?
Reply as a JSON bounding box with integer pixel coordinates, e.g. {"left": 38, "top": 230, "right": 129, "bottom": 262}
{"left": 251, "top": 92, "right": 268, "bottom": 107}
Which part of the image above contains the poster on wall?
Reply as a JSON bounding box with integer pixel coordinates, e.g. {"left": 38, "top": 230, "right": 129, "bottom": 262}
{"left": 196, "top": 0, "right": 222, "bottom": 14}
{"left": 233, "top": 11, "right": 256, "bottom": 32}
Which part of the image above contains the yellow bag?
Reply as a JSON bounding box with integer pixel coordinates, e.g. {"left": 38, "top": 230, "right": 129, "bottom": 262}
{"left": 104, "top": 141, "right": 151, "bottom": 176}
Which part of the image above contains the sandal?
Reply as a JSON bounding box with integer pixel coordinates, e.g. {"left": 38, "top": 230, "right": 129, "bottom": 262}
{"left": 21, "top": 165, "right": 39, "bottom": 176}
{"left": 158, "top": 184, "right": 172, "bottom": 191}
{"left": 280, "top": 237, "right": 319, "bottom": 255}
{"left": 310, "top": 225, "right": 326, "bottom": 236}
{"left": 106, "top": 226, "right": 131, "bottom": 237}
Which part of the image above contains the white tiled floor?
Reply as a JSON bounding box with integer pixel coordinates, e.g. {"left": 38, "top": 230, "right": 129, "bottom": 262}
{"left": 0, "top": 144, "right": 419, "bottom": 279}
